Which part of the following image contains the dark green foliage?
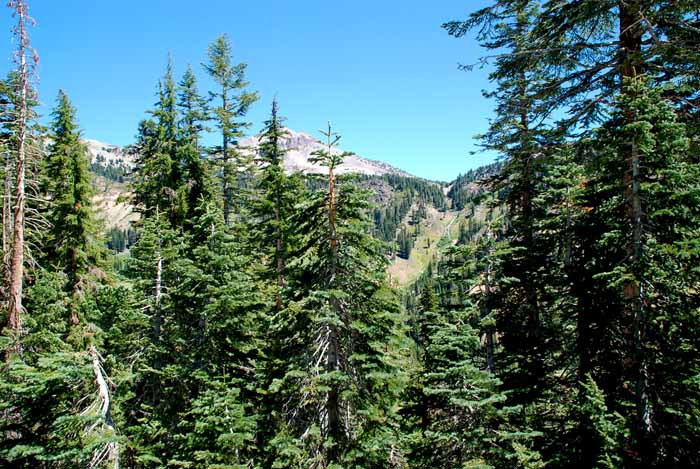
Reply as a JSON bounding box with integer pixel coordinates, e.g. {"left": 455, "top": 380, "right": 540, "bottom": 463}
{"left": 132, "top": 58, "right": 215, "bottom": 232}
{"left": 575, "top": 77, "right": 700, "bottom": 466}
{"left": 267, "top": 125, "right": 409, "bottom": 467}
{"left": 578, "top": 374, "right": 627, "bottom": 469}
{"left": 444, "top": 2, "right": 700, "bottom": 467}
{"left": 176, "top": 65, "right": 214, "bottom": 228}
{"left": 368, "top": 174, "right": 447, "bottom": 244}
{"left": 410, "top": 307, "right": 538, "bottom": 468}
{"left": 106, "top": 226, "right": 138, "bottom": 253}
{"left": 249, "top": 99, "right": 305, "bottom": 308}
{"left": 447, "top": 162, "right": 501, "bottom": 211}
{"left": 204, "top": 34, "right": 258, "bottom": 225}
{"left": 4, "top": 6, "right": 699, "bottom": 467}
{"left": 131, "top": 60, "right": 182, "bottom": 224}
{"left": 396, "top": 225, "right": 413, "bottom": 259}
{"left": 90, "top": 154, "right": 127, "bottom": 182}
{"left": 42, "top": 90, "right": 102, "bottom": 297}
{"left": 167, "top": 201, "right": 263, "bottom": 466}
{"left": 0, "top": 271, "right": 121, "bottom": 468}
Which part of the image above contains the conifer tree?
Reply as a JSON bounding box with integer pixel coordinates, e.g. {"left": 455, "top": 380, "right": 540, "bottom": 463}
{"left": 167, "top": 200, "right": 263, "bottom": 467}
{"left": 42, "top": 91, "right": 100, "bottom": 320}
{"left": 204, "top": 34, "right": 258, "bottom": 225}
{"left": 0, "top": 271, "right": 119, "bottom": 468}
{"left": 409, "top": 304, "right": 539, "bottom": 468}
{"left": 578, "top": 76, "right": 700, "bottom": 466}
{"left": 0, "top": 90, "right": 118, "bottom": 468}
{"left": 132, "top": 59, "right": 183, "bottom": 225}
{"left": 250, "top": 98, "right": 304, "bottom": 309}
{"left": 449, "top": 1, "right": 700, "bottom": 464}
{"left": 121, "top": 210, "right": 188, "bottom": 465}
{"left": 269, "top": 124, "right": 408, "bottom": 467}
{"left": 445, "top": 0, "right": 559, "bottom": 410}
{"left": 176, "top": 65, "right": 213, "bottom": 227}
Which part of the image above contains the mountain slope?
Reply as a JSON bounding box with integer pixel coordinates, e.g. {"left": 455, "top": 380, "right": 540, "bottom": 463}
{"left": 84, "top": 130, "right": 498, "bottom": 290}
{"left": 239, "top": 128, "right": 413, "bottom": 177}
{"left": 84, "top": 127, "right": 412, "bottom": 178}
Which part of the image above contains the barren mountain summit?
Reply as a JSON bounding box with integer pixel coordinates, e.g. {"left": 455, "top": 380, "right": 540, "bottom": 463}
{"left": 83, "top": 128, "right": 412, "bottom": 178}
{"left": 240, "top": 127, "right": 413, "bottom": 177}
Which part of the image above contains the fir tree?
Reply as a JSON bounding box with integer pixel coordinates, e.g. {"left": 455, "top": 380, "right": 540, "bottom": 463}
{"left": 204, "top": 34, "right": 258, "bottom": 226}
{"left": 42, "top": 90, "right": 101, "bottom": 320}
{"left": 250, "top": 98, "right": 304, "bottom": 310}
{"left": 121, "top": 210, "right": 188, "bottom": 465}
{"left": 132, "top": 59, "right": 184, "bottom": 226}
{"left": 269, "top": 124, "right": 409, "bottom": 467}
{"left": 176, "top": 65, "right": 213, "bottom": 227}
{"left": 167, "top": 201, "right": 264, "bottom": 467}
{"left": 579, "top": 76, "right": 700, "bottom": 465}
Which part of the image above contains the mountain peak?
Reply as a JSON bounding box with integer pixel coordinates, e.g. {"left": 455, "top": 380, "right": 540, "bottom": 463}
{"left": 83, "top": 127, "right": 412, "bottom": 178}
{"left": 240, "top": 127, "right": 412, "bottom": 177}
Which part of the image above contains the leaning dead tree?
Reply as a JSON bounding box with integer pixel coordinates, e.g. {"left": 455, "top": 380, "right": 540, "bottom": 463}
{"left": 85, "top": 345, "right": 120, "bottom": 469}
{"left": 6, "top": 0, "right": 37, "bottom": 339}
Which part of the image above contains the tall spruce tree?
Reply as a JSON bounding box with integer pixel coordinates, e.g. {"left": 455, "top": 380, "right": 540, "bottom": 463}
{"left": 204, "top": 34, "right": 258, "bottom": 226}
{"left": 268, "top": 124, "right": 408, "bottom": 467}
{"left": 42, "top": 91, "right": 100, "bottom": 320}
{"left": 132, "top": 59, "right": 184, "bottom": 226}
{"left": 176, "top": 65, "right": 213, "bottom": 227}
{"left": 250, "top": 98, "right": 304, "bottom": 310}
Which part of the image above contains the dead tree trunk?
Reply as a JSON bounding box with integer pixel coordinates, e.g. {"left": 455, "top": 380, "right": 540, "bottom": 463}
{"left": 2, "top": 148, "right": 12, "bottom": 309}
{"left": 88, "top": 345, "right": 119, "bottom": 469}
{"left": 7, "top": 0, "right": 34, "bottom": 339}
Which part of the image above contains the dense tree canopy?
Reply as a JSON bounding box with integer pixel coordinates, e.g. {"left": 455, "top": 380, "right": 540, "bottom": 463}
{"left": 1, "top": 1, "right": 699, "bottom": 468}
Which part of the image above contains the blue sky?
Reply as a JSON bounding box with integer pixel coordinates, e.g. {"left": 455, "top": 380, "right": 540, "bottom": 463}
{"left": 1, "top": 0, "right": 497, "bottom": 181}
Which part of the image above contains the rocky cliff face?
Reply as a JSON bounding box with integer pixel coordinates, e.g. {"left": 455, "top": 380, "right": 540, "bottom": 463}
{"left": 84, "top": 139, "right": 136, "bottom": 171}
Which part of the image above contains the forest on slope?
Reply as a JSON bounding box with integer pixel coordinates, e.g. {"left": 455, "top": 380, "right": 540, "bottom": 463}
{"left": 1, "top": 1, "right": 700, "bottom": 468}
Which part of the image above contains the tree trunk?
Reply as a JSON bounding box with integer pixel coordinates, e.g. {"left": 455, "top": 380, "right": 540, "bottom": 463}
{"left": 70, "top": 246, "right": 80, "bottom": 325}
{"left": 619, "top": 0, "right": 652, "bottom": 458}
{"left": 89, "top": 344, "right": 119, "bottom": 469}
{"left": 151, "top": 250, "right": 163, "bottom": 405}
{"left": 326, "top": 323, "right": 341, "bottom": 461}
{"left": 274, "top": 187, "right": 285, "bottom": 310}
{"left": 154, "top": 251, "right": 163, "bottom": 339}
{"left": 2, "top": 151, "right": 11, "bottom": 257}
{"left": 7, "top": 0, "right": 31, "bottom": 338}
{"left": 222, "top": 92, "right": 231, "bottom": 226}
{"left": 483, "top": 230, "right": 495, "bottom": 374}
